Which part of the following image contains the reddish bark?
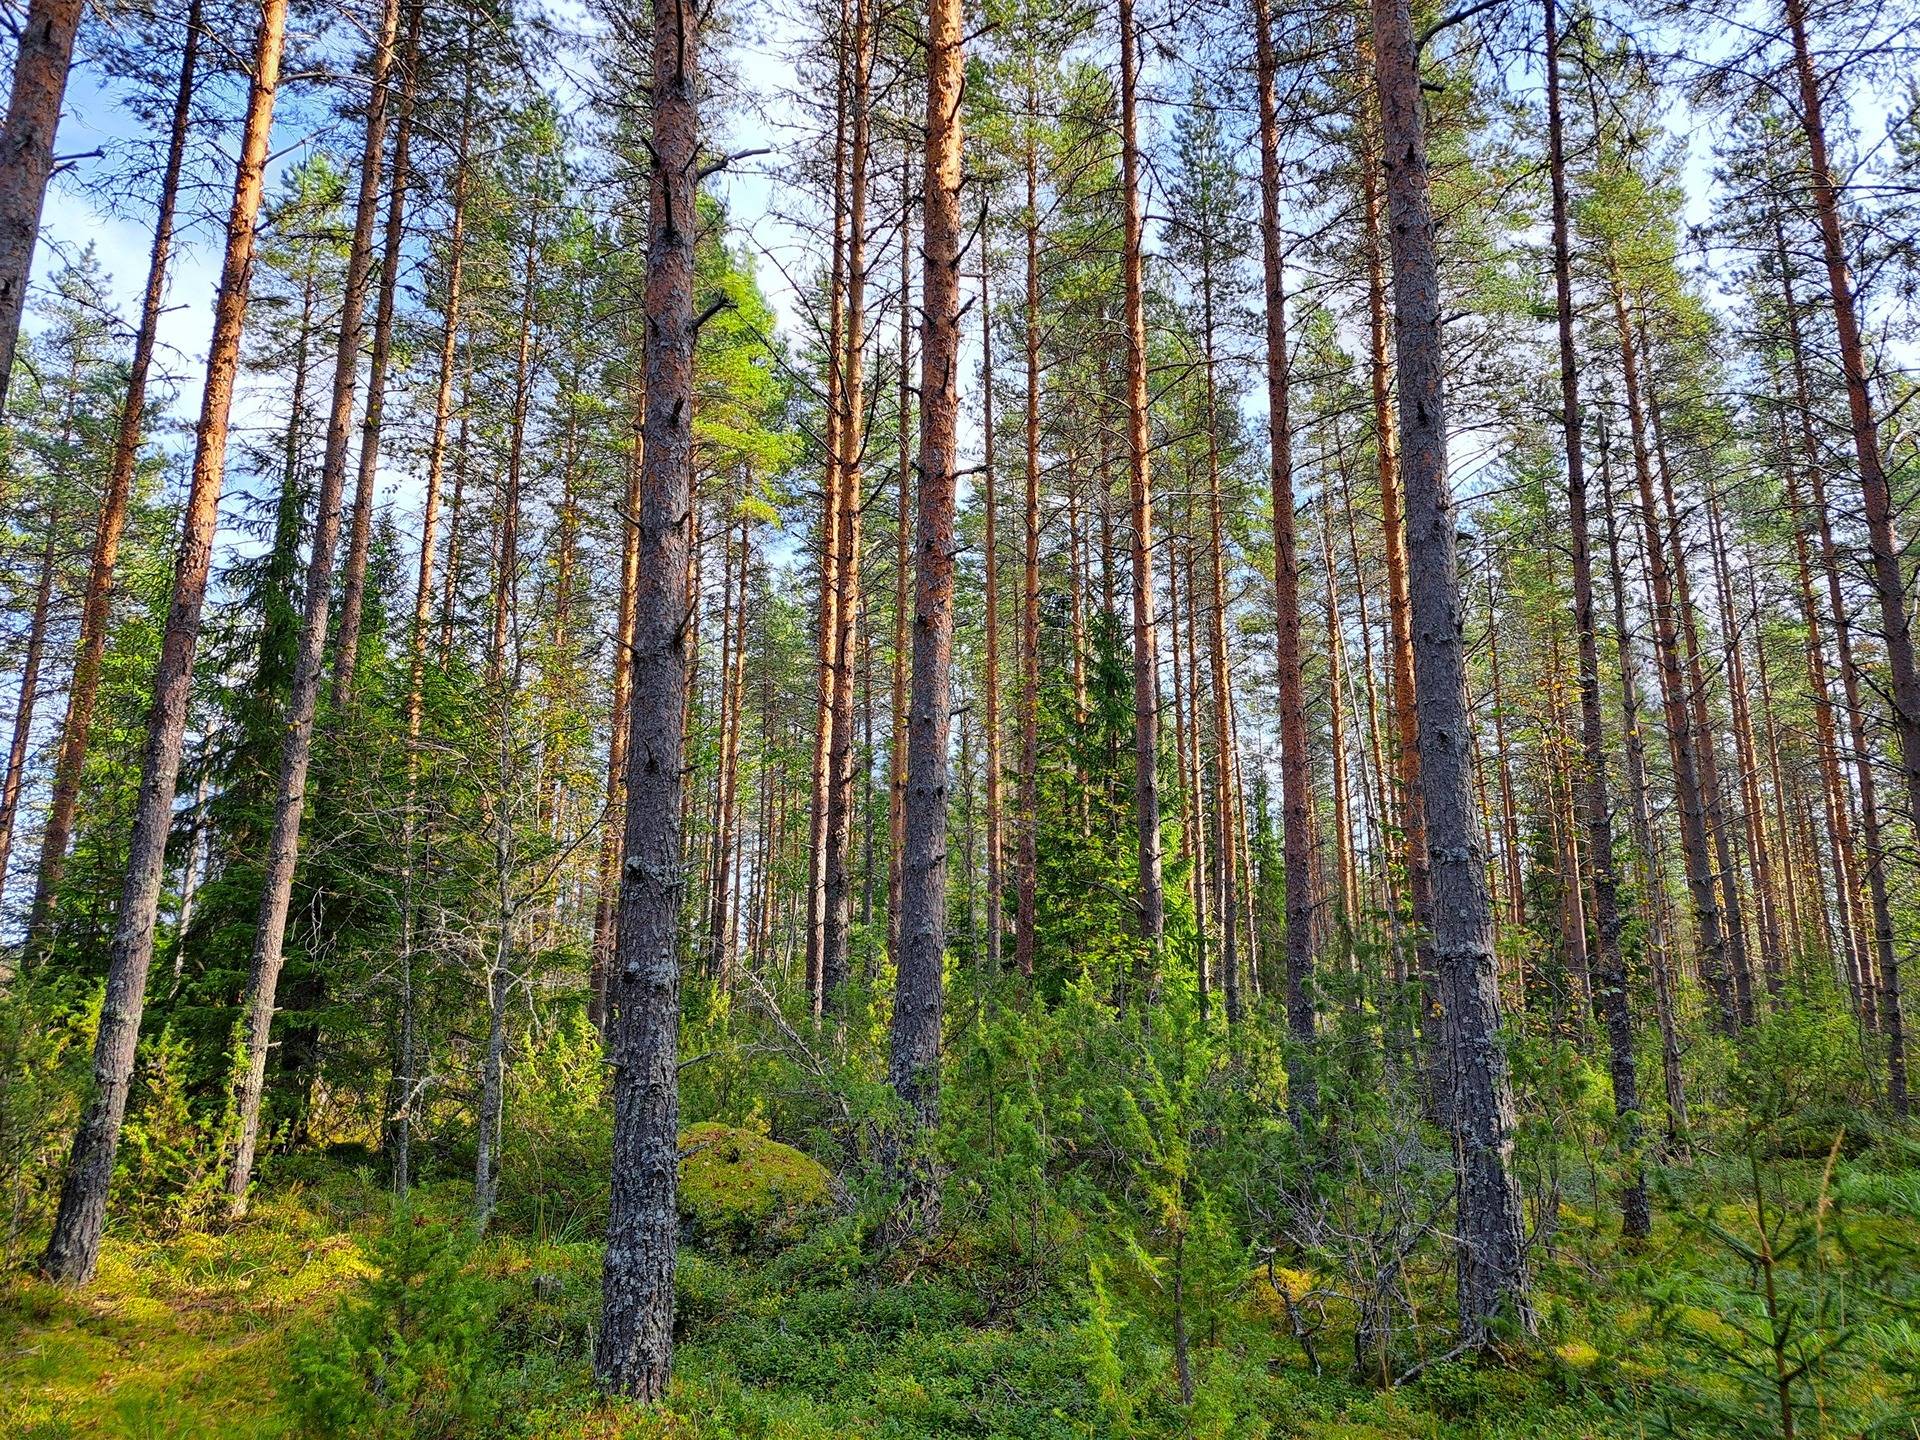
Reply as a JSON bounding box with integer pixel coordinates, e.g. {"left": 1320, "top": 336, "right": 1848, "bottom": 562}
{"left": 1786, "top": 0, "right": 1907, "bottom": 1113}
{"left": 886, "top": 0, "right": 963, "bottom": 1222}
{"left": 1368, "top": 0, "right": 1532, "bottom": 1336}
{"left": 40, "top": 0, "right": 292, "bottom": 1287}
{"left": 28, "top": 1, "right": 201, "bottom": 947}
{"left": 1118, "top": 0, "right": 1163, "bottom": 969}
{"left": 228, "top": 0, "right": 405, "bottom": 1215}
{"left": 595, "top": 0, "right": 700, "bottom": 1395}
{"left": 0, "top": 0, "right": 84, "bottom": 415}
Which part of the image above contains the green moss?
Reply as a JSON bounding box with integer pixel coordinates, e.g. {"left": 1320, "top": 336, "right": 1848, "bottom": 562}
{"left": 678, "top": 1123, "right": 831, "bottom": 1250}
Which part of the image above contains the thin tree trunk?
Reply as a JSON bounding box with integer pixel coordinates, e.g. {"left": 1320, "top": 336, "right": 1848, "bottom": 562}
{"left": 332, "top": 0, "right": 424, "bottom": 704}
{"left": 808, "top": 32, "right": 851, "bottom": 1015}
{"left": 0, "top": 515, "right": 58, "bottom": 895}
{"left": 1319, "top": 492, "right": 1358, "bottom": 929}
{"left": 1483, "top": 563, "right": 1524, "bottom": 931}
{"left": 1015, "top": 100, "right": 1041, "bottom": 983}
{"left": 1606, "top": 251, "right": 1735, "bottom": 1034}
{"left": 1775, "top": 277, "right": 1872, "bottom": 1015}
{"left": 391, "top": 67, "right": 474, "bottom": 1179}
{"left": 887, "top": 135, "right": 912, "bottom": 971}
{"left": 595, "top": 0, "right": 698, "bottom": 1396}
{"left": 979, "top": 204, "right": 1003, "bottom": 975}
{"left": 0, "top": 0, "right": 84, "bottom": 415}
{"left": 1642, "top": 339, "right": 1755, "bottom": 1025}
{"left": 227, "top": 0, "right": 404, "bottom": 1214}
{"left": 1369, "top": 0, "right": 1532, "bottom": 1336}
{"left": 886, "top": 0, "right": 963, "bottom": 1226}
{"left": 1255, "top": 0, "right": 1313, "bottom": 1102}
{"left": 1704, "top": 466, "right": 1782, "bottom": 993}
{"left": 1118, "top": 0, "right": 1163, "bottom": 974}
{"left": 27, "top": 0, "right": 201, "bottom": 946}
{"left": 824, "top": 0, "right": 873, "bottom": 1000}
{"left": 1785, "top": 0, "right": 1907, "bottom": 1112}
{"left": 40, "top": 0, "right": 291, "bottom": 1286}
{"left": 1545, "top": 0, "right": 1646, "bottom": 1239}
{"left": 1600, "top": 433, "right": 1688, "bottom": 1144}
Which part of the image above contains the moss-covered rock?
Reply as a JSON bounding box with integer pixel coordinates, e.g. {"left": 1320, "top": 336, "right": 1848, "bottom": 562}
{"left": 678, "top": 1123, "right": 831, "bottom": 1250}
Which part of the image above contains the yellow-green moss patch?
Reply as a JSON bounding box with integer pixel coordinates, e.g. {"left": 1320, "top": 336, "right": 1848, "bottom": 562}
{"left": 678, "top": 1123, "right": 831, "bottom": 1249}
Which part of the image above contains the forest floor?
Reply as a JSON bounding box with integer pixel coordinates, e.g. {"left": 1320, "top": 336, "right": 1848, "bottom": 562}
{"left": 2, "top": 1140, "right": 1914, "bottom": 1439}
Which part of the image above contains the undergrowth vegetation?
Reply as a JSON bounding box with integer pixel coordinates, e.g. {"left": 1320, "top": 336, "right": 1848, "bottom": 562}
{"left": 5, "top": 954, "right": 1919, "bottom": 1438}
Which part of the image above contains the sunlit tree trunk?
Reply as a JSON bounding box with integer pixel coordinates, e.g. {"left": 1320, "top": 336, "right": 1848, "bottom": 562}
{"left": 40, "top": 0, "right": 292, "bottom": 1287}
{"left": 1369, "top": 0, "right": 1532, "bottom": 1336}
{"left": 596, "top": 0, "right": 699, "bottom": 1395}
{"left": 28, "top": 1, "right": 201, "bottom": 948}
{"left": 0, "top": 0, "right": 84, "bottom": 415}
{"left": 333, "top": 0, "right": 425, "bottom": 705}
{"left": 886, "top": 0, "right": 963, "bottom": 1227}
{"left": 228, "top": 0, "right": 405, "bottom": 1216}
{"left": 1118, "top": 0, "right": 1163, "bottom": 971}
{"left": 887, "top": 135, "right": 913, "bottom": 970}
{"left": 824, "top": 0, "right": 873, "bottom": 999}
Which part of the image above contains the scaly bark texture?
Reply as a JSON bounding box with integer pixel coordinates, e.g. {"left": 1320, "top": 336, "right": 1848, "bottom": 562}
{"left": 1545, "top": 0, "right": 1646, "bottom": 1240}
{"left": 823, "top": 0, "right": 874, "bottom": 1001}
{"left": 1118, "top": 0, "right": 1163, "bottom": 969}
{"left": 28, "top": 1, "right": 201, "bottom": 949}
{"left": 228, "top": 0, "right": 404, "bottom": 1215}
{"left": 333, "top": 0, "right": 425, "bottom": 705}
{"left": 1786, "top": 0, "right": 1907, "bottom": 1114}
{"left": 40, "top": 0, "right": 291, "bottom": 1287}
{"left": 0, "top": 0, "right": 83, "bottom": 415}
{"left": 1254, "top": 0, "right": 1314, "bottom": 1108}
{"left": 1368, "top": 0, "right": 1532, "bottom": 1338}
{"left": 595, "top": 0, "right": 697, "bottom": 1396}
{"left": 887, "top": 0, "right": 963, "bottom": 1227}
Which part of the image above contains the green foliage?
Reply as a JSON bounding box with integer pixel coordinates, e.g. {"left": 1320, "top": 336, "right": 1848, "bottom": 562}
{"left": 284, "top": 1209, "right": 506, "bottom": 1439}
{"left": 115, "top": 1024, "right": 242, "bottom": 1237}
{"left": 0, "top": 976, "right": 92, "bottom": 1261}
{"left": 1640, "top": 1140, "right": 1920, "bottom": 1438}
{"left": 498, "top": 1012, "right": 612, "bottom": 1235}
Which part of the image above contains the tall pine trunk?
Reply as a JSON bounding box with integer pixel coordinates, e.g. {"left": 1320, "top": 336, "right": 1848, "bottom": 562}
{"left": 886, "top": 0, "right": 963, "bottom": 1226}
{"left": 0, "top": 0, "right": 83, "bottom": 414}
{"left": 886, "top": 135, "right": 912, "bottom": 971}
{"left": 228, "top": 0, "right": 404, "bottom": 1215}
{"left": 1015, "top": 100, "right": 1041, "bottom": 983}
{"left": 823, "top": 0, "right": 873, "bottom": 999}
{"left": 1785, "top": 0, "right": 1907, "bottom": 1113}
{"left": 28, "top": 1, "right": 201, "bottom": 948}
{"left": 1368, "top": 0, "right": 1532, "bottom": 1337}
{"left": 333, "top": 0, "right": 425, "bottom": 705}
{"left": 1254, "top": 0, "right": 1313, "bottom": 1104}
{"left": 595, "top": 0, "right": 699, "bottom": 1395}
{"left": 1606, "top": 253, "right": 1735, "bottom": 1034}
{"left": 1118, "top": 0, "right": 1162, "bottom": 973}
{"left": 1545, "top": 0, "right": 1646, "bottom": 1239}
{"left": 40, "top": 0, "right": 292, "bottom": 1286}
